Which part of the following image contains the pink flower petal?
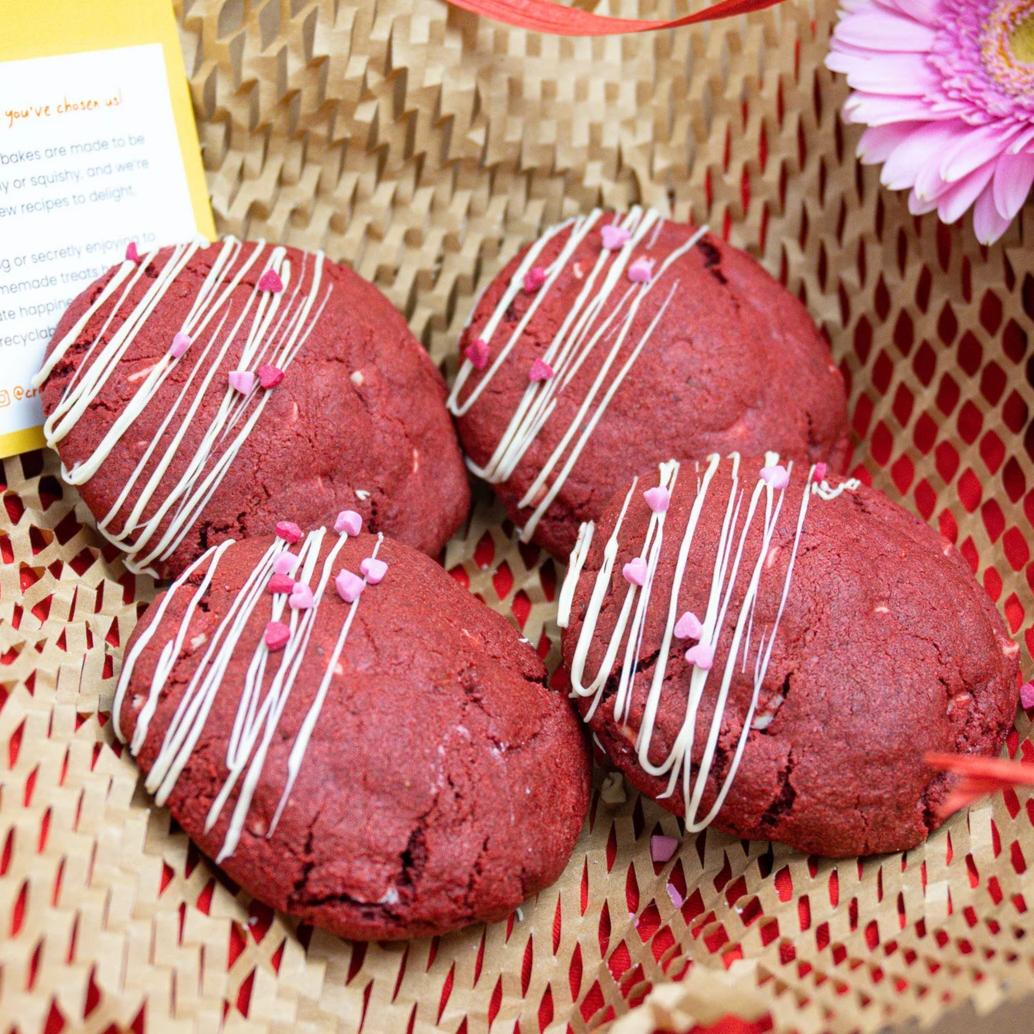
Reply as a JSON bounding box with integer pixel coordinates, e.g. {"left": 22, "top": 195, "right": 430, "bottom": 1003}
{"left": 913, "top": 167, "right": 951, "bottom": 205}
{"left": 882, "top": 122, "right": 961, "bottom": 193}
{"left": 1007, "top": 126, "right": 1034, "bottom": 156}
{"left": 841, "top": 53, "right": 938, "bottom": 97}
{"left": 992, "top": 153, "right": 1034, "bottom": 222}
{"left": 667, "top": 883, "right": 684, "bottom": 909}
{"left": 825, "top": 49, "right": 865, "bottom": 76}
{"left": 857, "top": 122, "right": 926, "bottom": 165}
{"left": 936, "top": 162, "right": 995, "bottom": 226}
{"left": 880, "top": 0, "right": 938, "bottom": 27}
{"left": 842, "top": 92, "right": 947, "bottom": 127}
{"left": 908, "top": 188, "right": 940, "bottom": 216}
{"left": 940, "top": 122, "right": 1022, "bottom": 185}
{"left": 973, "top": 186, "right": 1013, "bottom": 245}
{"left": 912, "top": 128, "right": 973, "bottom": 203}
{"left": 834, "top": 10, "right": 936, "bottom": 52}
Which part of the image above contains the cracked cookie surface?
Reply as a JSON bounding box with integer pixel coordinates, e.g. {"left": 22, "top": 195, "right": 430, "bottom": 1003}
{"left": 452, "top": 213, "right": 850, "bottom": 560}
{"left": 118, "top": 531, "right": 591, "bottom": 940}
{"left": 560, "top": 462, "right": 1018, "bottom": 857}
{"left": 40, "top": 240, "right": 470, "bottom": 578}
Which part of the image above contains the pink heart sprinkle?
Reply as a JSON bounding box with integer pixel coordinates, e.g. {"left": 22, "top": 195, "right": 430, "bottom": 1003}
{"left": 170, "top": 332, "right": 192, "bottom": 358}
{"left": 258, "top": 364, "right": 284, "bottom": 389}
{"left": 464, "top": 338, "right": 490, "bottom": 371}
{"left": 361, "top": 557, "right": 388, "bottom": 584}
{"left": 523, "top": 266, "right": 547, "bottom": 292}
{"left": 684, "top": 643, "right": 714, "bottom": 670}
{"left": 273, "top": 551, "right": 299, "bottom": 576}
{"left": 289, "top": 583, "right": 315, "bottom": 610}
{"left": 529, "top": 357, "right": 554, "bottom": 382}
{"left": 264, "top": 620, "right": 291, "bottom": 651}
{"left": 667, "top": 883, "right": 684, "bottom": 909}
{"left": 125, "top": 241, "right": 140, "bottom": 263}
{"left": 1021, "top": 681, "right": 1034, "bottom": 710}
{"left": 228, "top": 370, "right": 257, "bottom": 394}
{"left": 811, "top": 462, "right": 828, "bottom": 484}
{"left": 275, "top": 520, "right": 302, "bottom": 544}
{"left": 334, "top": 510, "right": 363, "bottom": 536}
{"left": 674, "top": 611, "right": 703, "bottom": 641}
{"left": 628, "top": 258, "right": 653, "bottom": 283}
{"left": 622, "top": 557, "right": 648, "bottom": 586}
{"left": 760, "top": 464, "right": 790, "bottom": 490}
{"left": 650, "top": 834, "right": 679, "bottom": 863}
{"left": 257, "top": 268, "right": 283, "bottom": 293}
{"left": 268, "top": 573, "right": 295, "bottom": 594}
{"left": 335, "top": 568, "right": 365, "bottom": 603}
{"left": 601, "top": 224, "right": 631, "bottom": 250}
{"left": 643, "top": 486, "right": 670, "bottom": 513}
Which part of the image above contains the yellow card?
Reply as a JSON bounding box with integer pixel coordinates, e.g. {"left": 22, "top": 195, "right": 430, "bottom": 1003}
{"left": 0, "top": 0, "right": 214, "bottom": 458}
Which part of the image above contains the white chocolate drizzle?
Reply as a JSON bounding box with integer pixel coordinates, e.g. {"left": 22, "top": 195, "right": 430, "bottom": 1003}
{"left": 32, "top": 239, "right": 333, "bottom": 576}
{"left": 447, "top": 208, "right": 707, "bottom": 543}
{"left": 113, "top": 527, "right": 383, "bottom": 861}
{"left": 557, "top": 455, "right": 860, "bottom": 832}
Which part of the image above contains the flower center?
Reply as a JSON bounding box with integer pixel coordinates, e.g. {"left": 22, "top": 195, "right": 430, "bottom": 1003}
{"left": 982, "top": 0, "right": 1034, "bottom": 95}
{"left": 1011, "top": 10, "right": 1034, "bottom": 62}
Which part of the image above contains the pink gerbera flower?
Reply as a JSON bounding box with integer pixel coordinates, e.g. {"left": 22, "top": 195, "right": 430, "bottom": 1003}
{"left": 827, "top": 0, "right": 1034, "bottom": 244}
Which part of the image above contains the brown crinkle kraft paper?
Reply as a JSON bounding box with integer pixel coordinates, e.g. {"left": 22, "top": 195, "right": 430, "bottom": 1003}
{"left": 2, "top": 0, "right": 1033, "bottom": 1031}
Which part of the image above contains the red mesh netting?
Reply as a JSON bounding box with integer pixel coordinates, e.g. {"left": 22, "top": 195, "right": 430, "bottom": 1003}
{"left": 1, "top": 1, "right": 1032, "bottom": 1032}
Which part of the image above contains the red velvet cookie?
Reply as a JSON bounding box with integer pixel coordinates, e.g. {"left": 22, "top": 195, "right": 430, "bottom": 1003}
{"left": 115, "top": 523, "right": 591, "bottom": 941}
{"left": 559, "top": 456, "right": 1018, "bottom": 857}
{"left": 36, "top": 239, "right": 470, "bottom": 578}
{"left": 450, "top": 210, "right": 850, "bottom": 560}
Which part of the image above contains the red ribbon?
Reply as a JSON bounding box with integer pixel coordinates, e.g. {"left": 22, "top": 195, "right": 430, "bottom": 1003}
{"left": 925, "top": 752, "right": 1034, "bottom": 818}
{"left": 444, "top": 0, "right": 789, "bottom": 36}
